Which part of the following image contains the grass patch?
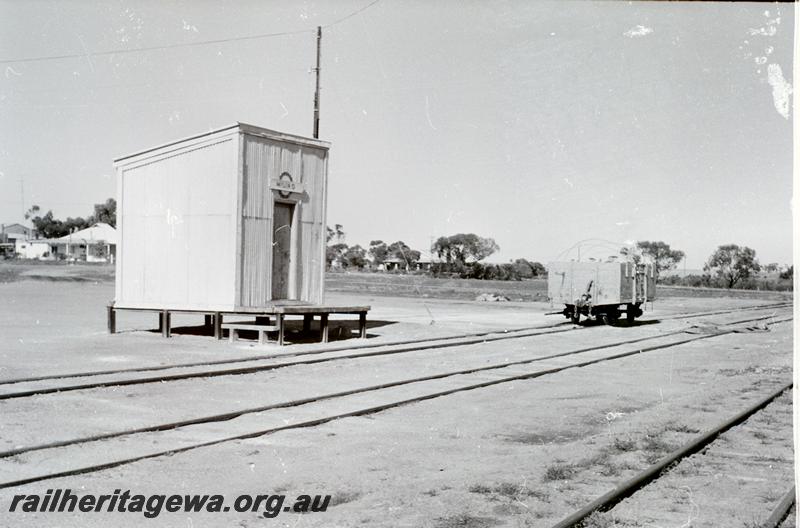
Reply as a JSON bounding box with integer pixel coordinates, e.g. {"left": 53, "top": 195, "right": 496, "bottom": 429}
{"left": 578, "top": 447, "right": 639, "bottom": 478}
{"left": 543, "top": 463, "right": 577, "bottom": 482}
{"left": 612, "top": 437, "right": 637, "bottom": 452}
{"left": 641, "top": 434, "right": 677, "bottom": 454}
{"left": 578, "top": 512, "right": 615, "bottom": 528}
{"left": 468, "top": 484, "right": 493, "bottom": 495}
{"left": 504, "top": 430, "right": 581, "bottom": 445}
{"left": 434, "top": 514, "right": 500, "bottom": 528}
{"left": 597, "top": 463, "right": 622, "bottom": 477}
{"left": 578, "top": 511, "right": 643, "bottom": 527}
{"left": 0, "top": 261, "right": 115, "bottom": 283}
{"left": 326, "top": 271, "right": 548, "bottom": 302}
{"left": 494, "top": 482, "right": 525, "bottom": 498}
{"left": 0, "top": 266, "right": 22, "bottom": 283}
{"left": 718, "top": 365, "right": 791, "bottom": 377}
{"left": 757, "top": 488, "right": 783, "bottom": 503}
{"left": 640, "top": 433, "right": 679, "bottom": 464}
{"left": 468, "top": 482, "right": 549, "bottom": 502}
{"left": 666, "top": 423, "right": 700, "bottom": 434}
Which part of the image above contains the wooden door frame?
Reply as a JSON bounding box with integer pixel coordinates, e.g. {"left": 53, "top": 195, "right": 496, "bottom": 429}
{"left": 272, "top": 195, "right": 300, "bottom": 300}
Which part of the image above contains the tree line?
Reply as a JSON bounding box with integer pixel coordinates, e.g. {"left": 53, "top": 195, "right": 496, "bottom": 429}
{"left": 25, "top": 198, "right": 117, "bottom": 239}
{"left": 326, "top": 225, "right": 547, "bottom": 280}
{"left": 628, "top": 240, "right": 791, "bottom": 289}
{"left": 326, "top": 228, "right": 792, "bottom": 290}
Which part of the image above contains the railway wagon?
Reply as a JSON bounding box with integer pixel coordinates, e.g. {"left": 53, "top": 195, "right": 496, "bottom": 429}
{"left": 113, "top": 122, "right": 329, "bottom": 312}
{"left": 547, "top": 261, "right": 655, "bottom": 324}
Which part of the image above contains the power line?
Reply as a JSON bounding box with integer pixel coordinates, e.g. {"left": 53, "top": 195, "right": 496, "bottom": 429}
{"left": 323, "top": 0, "right": 382, "bottom": 28}
{"left": 0, "top": 29, "right": 314, "bottom": 65}
{"left": 0, "top": 0, "right": 383, "bottom": 65}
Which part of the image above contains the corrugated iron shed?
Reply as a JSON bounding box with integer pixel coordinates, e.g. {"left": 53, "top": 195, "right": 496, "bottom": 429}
{"left": 114, "top": 123, "right": 329, "bottom": 312}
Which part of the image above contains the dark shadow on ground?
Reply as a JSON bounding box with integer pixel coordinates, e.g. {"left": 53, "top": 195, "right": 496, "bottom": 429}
{"left": 578, "top": 318, "right": 661, "bottom": 328}
{"left": 147, "top": 319, "right": 397, "bottom": 342}
{"left": 147, "top": 324, "right": 215, "bottom": 337}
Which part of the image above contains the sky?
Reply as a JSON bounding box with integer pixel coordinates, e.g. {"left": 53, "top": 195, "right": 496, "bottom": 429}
{"left": 0, "top": 1, "right": 794, "bottom": 268}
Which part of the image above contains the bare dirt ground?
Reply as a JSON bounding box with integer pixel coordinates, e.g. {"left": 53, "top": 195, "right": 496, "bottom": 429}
{"left": 326, "top": 271, "right": 793, "bottom": 302}
{"left": 0, "top": 263, "right": 794, "bottom": 527}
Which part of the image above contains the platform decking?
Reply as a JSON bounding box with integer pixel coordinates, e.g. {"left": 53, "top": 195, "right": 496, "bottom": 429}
{"left": 107, "top": 304, "right": 371, "bottom": 346}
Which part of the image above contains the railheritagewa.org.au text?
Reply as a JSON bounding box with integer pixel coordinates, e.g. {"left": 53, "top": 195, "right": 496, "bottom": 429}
{"left": 8, "top": 489, "right": 332, "bottom": 518}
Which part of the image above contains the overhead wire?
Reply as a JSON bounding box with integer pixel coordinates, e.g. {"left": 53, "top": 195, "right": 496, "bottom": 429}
{"left": 0, "top": 0, "right": 382, "bottom": 65}
{"left": 0, "top": 29, "right": 314, "bottom": 65}
{"left": 323, "top": 0, "right": 382, "bottom": 28}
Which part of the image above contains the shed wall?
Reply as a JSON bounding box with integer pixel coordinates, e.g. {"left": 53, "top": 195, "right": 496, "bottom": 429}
{"left": 115, "top": 135, "right": 239, "bottom": 310}
{"left": 238, "top": 134, "right": 327, "bottom": 307}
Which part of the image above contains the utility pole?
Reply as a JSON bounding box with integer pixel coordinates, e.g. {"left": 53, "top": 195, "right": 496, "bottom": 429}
{"left": 313, "top": 26, "right": 322, "bottom": 139}
{"left": 19, "top": 177, "right": 25, "bottom": 222}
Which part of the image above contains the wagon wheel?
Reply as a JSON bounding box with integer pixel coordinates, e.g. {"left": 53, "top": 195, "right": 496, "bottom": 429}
{"left": 570, "top": 308, "right": 581, "bottom": 325}
{"left": 601, "top": 313, "right": 616, "bottom": 326}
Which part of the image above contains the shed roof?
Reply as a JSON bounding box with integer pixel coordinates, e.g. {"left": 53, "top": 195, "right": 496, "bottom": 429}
{"left": 114, "top": 122, "right": 330, "bottom": 164}
{"left": 53, "top": 223, "right": 117, "bottom": 244}
{"left": 2, "top": 223, "right": 31, "bottom": 235}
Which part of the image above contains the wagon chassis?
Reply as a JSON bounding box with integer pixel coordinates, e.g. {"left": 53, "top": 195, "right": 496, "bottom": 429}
{"left": 560, "top": 301, "right": 644, "bottom": 326}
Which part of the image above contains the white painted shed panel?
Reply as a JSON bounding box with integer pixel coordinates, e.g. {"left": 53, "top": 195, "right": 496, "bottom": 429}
{"left": 116, "top": 134, "right": 238, "bottom": 310}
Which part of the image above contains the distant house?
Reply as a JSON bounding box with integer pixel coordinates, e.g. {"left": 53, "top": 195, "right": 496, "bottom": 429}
{"left": 1, "top": 223, "right": 41, "bottom": 258}
{"left": 49, "top": 223, "right": 117, "bottom": 263}
{"left": 15, "top": 239, "right": 52, "bottom": 260}
{"left": 1, "top": 223, "right": 38, "bottom": 244}
{"left": 414, "top": 258, "right": 434, "bottom": 272}
{"left": 383, "top": 257, "right": 407, "bottom": 272}
{"left": 377, "top": 251, "right": 439, "bottom": 272}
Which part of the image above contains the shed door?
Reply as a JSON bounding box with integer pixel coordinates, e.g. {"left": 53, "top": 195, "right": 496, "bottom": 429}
{"left": 272, "top": 203, "right": 294, "bottom": 300}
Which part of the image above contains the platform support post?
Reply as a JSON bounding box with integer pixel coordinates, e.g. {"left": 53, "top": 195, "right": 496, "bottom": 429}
{"left": 320, "top": 313, "right": 329, "bottom": 343}
{"left": 107, "top": 305, "right": 116, "bottom": 334}
{"left": 359, "top": 312, "right": 367, "bottom": 339}
{"left": 161, "top": 310, "right": 171, "bottom": 338}
{"left": 214, "top": 312, "right": 223, "bottom": 340}
{"left": 303, "top": 315, "right": 313, "bottom": 333}
{"left": 278, "top": 314, "right": 285, "bottom": 346}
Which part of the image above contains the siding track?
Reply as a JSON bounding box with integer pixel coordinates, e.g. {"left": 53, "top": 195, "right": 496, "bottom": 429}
{"left": 0, "top": 310, "right": 791, "bottom": 490}
{"left": 0, "top": 303, "right": 790, "bottom": 400}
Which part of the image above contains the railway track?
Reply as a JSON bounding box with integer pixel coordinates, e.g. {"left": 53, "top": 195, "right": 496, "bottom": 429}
{"left": 0, "top": 301, "right": 789, "bottom": 387}
{"left": 552, "top": 383, "right": 795, "bottom": 528}
{"left": 0, "top": 302, "right": 790, "bottom": 401}
{"left": 662, "top": 301, "right": 792, "bottom": 320}
{"left": 763, "top": 486, "right": 796, "bottom": 528}
{"left": 0, "top": 311, "right": 791, "bottom": 490}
